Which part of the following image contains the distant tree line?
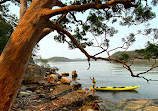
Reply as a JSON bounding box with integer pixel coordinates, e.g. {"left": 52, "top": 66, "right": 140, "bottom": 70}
{"left": 136, "top": 41, "right": 158, "bottom": 60}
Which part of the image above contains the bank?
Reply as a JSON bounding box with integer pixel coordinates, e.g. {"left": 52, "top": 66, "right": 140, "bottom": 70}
{"left": 11, "top": 63, "right": 158, "bottom": 111}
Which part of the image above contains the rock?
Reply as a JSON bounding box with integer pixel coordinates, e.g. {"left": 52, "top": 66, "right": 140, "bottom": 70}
{"left": 85, "top": 101, "right": 92, "bottom": 106}
{"left": 18, "top": 91, "right": 32, "bottom": 97}
{"left": 76, "top": 90, "right": 86, "bottom": 94}
{"left": 35, "top": 89, "right": 42, "bottom": 94}
{"left": 75, "top": 98, "right": 84, "bottom": 106}
{"left": 49, "top": 74, "right": 58, "bottom": 83}
{"left": 96, "top": 99, "right": 158, "bottom": 111}
{"left": 72, "top": 83, "right": 82, "bottom": 90}
{"left": 46, "top": 71, "right": 51, "bottom": 75}
{"left": 92, "top": 103, "right": 99, "bottom": 110}
{"left": 57, "top": 81, "right": 61, "bottom": 85}
{"left": 50, "top": 88, "right": 54, "bottom": 92}
{"left": 62, "top": 107, "right": 68, "bottom": 111}
{"left": 39, "top": 80, "right": 52, "bottom": 86}
{"left": 23, "top": 64, "right": 48, "bottom": 84}
{"left": 87, "top": 109, "right": 95, "bottom": 111}
{"left": 60, "top": 77, "right": 71, "bottom": 84}
{"left": 39, "top": 94, "right": 46, "bottom": 98}
{"left": 72, "top": 70, "right": 77, "bottom": 78}
{"left": 117, "top": 99, "right": 158, "bottom": 111}
{"left": 61, "top": 72, "right": 69, "bottom": 76}
{"left": 93, "top": 100, "right": 104, "bottom": 103}
{"left": 97, "top": 100, "right": 116, "bottom": 111}
{"left": 56, "top": 73, "right": 62, "bottom": 79}
{"left": 50, "top": 95, "right": 57, "bottom": 100}
{"left": 85, "top": 88, "right": 89, "bottom": 91}
{"left": 20, "top": 86, "right": 28, "bottom": 91}
{"left": 26, "top": 86, "right": 38, "bottom": 92}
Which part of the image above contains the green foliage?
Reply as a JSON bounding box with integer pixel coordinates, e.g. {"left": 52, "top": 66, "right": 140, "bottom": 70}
{"left": 52, "top": 0, "right": 156, "bottom": 50}
{"left": 0, "top": 4, "right": 16, "bottom": 54}
{"left": 0, "top": 16, "right": 13, "bottom": 54}
{"left": 133, "top": 5, "right": 156, "bottom": 23}
{"left": 118, "top": 53, "right": 130, "bottom": 62}
{"left": 136, "top": 42, "right": 158, "bottom": 59}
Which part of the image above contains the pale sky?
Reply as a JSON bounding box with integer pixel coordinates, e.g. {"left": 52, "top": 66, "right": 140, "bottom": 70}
{"left": 8, "top": 2, "right": 158, "bottom": 59}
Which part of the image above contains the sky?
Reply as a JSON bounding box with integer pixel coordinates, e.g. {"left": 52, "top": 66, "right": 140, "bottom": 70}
{"left": 8, "top": 1, "right": 158, "bottom": 59}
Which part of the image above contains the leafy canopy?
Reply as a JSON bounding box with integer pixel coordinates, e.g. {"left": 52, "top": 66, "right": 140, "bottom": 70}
{"left": 53, "top": 0, "right": 156, "bottom": 50}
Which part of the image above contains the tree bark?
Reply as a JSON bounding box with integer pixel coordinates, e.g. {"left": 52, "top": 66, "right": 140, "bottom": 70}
{"left": 19, "top": 0, "right": 27, "bottom": 22}
{"left": 0, "top": 0, "right": 56, "bottom": 110}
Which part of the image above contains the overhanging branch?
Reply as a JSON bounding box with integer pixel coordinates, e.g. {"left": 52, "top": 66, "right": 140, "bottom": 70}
{"left": 44, "top": 0, "right": 137, "bottom": 18}
{"left": 48, "top": 21, "right": 157, "bottom": 82}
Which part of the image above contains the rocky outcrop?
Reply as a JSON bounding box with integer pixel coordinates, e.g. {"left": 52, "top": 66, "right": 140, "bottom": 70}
{"left": 97, "top": 99, "right": 158, "bottom": 111}
{"left": 23, "top": 64, "right": 49, "bottom": 84}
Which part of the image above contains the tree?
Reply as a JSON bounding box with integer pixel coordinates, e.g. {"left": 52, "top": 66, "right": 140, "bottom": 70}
{"left": 136, "top": 42, "right": 158, "bottom": 59}
{"left": 118, "top": 53, "right": 130, "bottom": 62}
{"left": 0, "top": 0, "right": 157, "bottom": 110}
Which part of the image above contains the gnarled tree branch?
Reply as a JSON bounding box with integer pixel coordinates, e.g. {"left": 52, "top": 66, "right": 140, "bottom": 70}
{"left": 44, "top": 0, "right": 137, "bottom": 17}
{"left": 48, "top": 21, "right": 158, "bottom": 82}
{"left": 19, "top": 0, "right": 27, "bottom": 22}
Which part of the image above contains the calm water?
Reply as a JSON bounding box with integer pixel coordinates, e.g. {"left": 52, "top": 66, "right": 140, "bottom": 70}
{"left": 48, "top": 61, "right": 158, "bottom": 101}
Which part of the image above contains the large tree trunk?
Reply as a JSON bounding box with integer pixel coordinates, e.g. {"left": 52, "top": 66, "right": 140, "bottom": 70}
{"left": 0, "top": 0, "right": 56, "bottom": 110}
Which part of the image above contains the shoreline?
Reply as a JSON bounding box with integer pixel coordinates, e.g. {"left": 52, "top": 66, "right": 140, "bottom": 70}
{"left": 11, "top": 64, "right": 158, "bottom": 110}
{"left": 11, "top": 83, "right": 100, "bottom": 111}
{"left": 11, "top": 83, "right": 158, "bottom": 111}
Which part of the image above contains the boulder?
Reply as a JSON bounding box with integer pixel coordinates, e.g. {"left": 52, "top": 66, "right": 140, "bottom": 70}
{"left": 72, "top": 70, "right": 77, "bottom": 78}
{"left": 85, "top": 88, "right": 89, "bottom": 91}
{"left": 18, "top": 91, "right": 33, "bottom": 98}
{"left": 23, "top": 63, "right": 48, "bottom": 84}
{"left": 50, "top": 74, "right": 58, "bottom": 81}
{"left": 38, "top": 80, "right": 52, "bottom": 86}
{"left": 60, "top": 77, "right": 71, "bottom": 84}
{"left": 61, "top": 72, "right": 69, "bottom": 76}
{"left": 57, "top": 73, "right": 62, "bottom": 79}
{"left": 72, "top": 82, "right": 82, "bottom": 90}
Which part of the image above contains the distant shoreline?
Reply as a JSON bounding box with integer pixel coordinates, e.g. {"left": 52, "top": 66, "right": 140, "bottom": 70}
{"left": 128, "top": 59, "right": 158, "bottom": 65}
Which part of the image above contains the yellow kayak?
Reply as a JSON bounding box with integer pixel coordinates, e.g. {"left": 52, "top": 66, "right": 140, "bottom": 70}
{"left": 90, "top": 85, "right": 140, "bottom": 91}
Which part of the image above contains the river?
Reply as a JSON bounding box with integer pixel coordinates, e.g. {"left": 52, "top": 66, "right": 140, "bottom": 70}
{"left": 48, "top": 61, "right": 158, "bottom": 101}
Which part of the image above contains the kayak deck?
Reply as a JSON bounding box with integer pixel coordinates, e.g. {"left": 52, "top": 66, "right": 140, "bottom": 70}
{"left": 90, "top": 85, "right": 140, "bottom": 91}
